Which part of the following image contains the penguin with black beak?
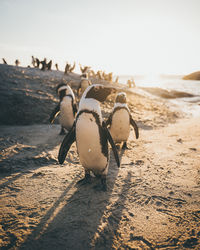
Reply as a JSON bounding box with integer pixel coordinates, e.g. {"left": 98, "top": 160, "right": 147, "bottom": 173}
{"left": 58, "top": 84, "right": 120, "bottom": 191}
{"left": 106, "top": 92, "right": 139, "bottom": 149}
{"left": 77, "top": 73, "right": 92, "bottom": 97}
{"left": 49, "top": 83, "right": 77, "bottom": 135}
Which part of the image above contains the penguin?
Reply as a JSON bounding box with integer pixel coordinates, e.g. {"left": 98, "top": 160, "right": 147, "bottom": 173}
{"left": 106, "top": 92, "right": 139, "bottom": 149}
{"left": 49, "top": 83, "right": 77, "bottom": 135}
{"left": 77, "top": 73, "right": 92, "bottom": 97}
{"left": 58, "top": 84, "right": 120, "bottom": 191}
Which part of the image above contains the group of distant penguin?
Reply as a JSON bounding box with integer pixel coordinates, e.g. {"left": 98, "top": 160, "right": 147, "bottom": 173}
{"left": 49, "top": 76, "right": 139, "bottom": 191}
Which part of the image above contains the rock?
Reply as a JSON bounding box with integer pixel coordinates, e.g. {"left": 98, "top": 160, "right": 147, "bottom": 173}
{"left": 183, "top": 71, "right": 200, "bottom": 80}
{"left": 141, "top": 87, "right": 195, "bottom": 99}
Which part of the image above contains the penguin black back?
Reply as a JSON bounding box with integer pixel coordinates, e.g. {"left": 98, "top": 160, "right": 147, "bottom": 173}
{"left": 85, "top": 85, "right": 114, "bottom": 102}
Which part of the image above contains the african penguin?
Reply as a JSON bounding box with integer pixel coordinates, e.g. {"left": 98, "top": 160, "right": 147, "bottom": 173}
{"left": 77, "top": 73, "right": 92, "bottom": 97}
{"left": 106, "top": 92, "right": 139, "bottom": 149}
{"left": 58, "top": 84, "right": 120, "bottom": 191}
{"left": 49, "top": 83, "right": 77, "bottom": 135}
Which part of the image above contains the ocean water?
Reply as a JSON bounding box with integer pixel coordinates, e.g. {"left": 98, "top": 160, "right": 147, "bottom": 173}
{"left": 119, "top": 74, "right": 200, "bottom": 116}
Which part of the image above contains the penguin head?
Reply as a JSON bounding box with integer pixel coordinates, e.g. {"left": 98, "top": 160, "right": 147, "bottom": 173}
{"left": 56, "top": 82, "right": 74, "bottom": 100}
{"left": 56, "top": 82, "right": 67, "bottom": 95}
{"left": 81, "top": 73, "right": 88, "bottom": 79}
{"left": 115, "top": 92, "right": 127, "bottom": 104}
{"left": 84, "top": 84, "right": 116, "bottom": 102}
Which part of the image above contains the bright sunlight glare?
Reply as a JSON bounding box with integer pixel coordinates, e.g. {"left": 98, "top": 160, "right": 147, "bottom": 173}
{"left": 0, "top": 0, "right": 200, "bottom": 76}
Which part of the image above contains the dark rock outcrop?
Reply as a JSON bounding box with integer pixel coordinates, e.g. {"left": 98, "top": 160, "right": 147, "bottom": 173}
{"left": 141, "top": 87, "right": 195, "bottom": 99}
{"left": 0, "top": 64, "right": 80, "bottom": 125}
{"left": 183, "top": 71, "right": 200, "bottom": 80}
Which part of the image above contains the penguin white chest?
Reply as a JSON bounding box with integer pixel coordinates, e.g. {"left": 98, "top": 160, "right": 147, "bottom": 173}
{"left": 76, "top": 113, "right": 107, "bottom": 172}
{"left": 81, "top": 80, "right": 90, "bottom": 95}
{"left": 59, "top": 97, "right": 74, "bottom": 130}
{"left": 110, "top": 109, "right": 130, "bottom": 142}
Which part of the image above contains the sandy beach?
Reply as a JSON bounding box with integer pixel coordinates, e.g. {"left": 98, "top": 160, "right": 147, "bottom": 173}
{"left": 0, "top": 65, "right": 200, "bottom": 249}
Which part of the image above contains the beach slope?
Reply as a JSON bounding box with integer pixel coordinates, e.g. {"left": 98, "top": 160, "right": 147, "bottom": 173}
{"left": 0, "top": 117, "right": 199, "bottom": 249}
{"left": 0, "top": 65, "right": 199, "bottom": 249}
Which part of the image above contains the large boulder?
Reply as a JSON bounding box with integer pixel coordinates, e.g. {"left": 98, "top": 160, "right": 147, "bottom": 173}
{"left": 0, "top": 64, "right": 80, "bottom": 125}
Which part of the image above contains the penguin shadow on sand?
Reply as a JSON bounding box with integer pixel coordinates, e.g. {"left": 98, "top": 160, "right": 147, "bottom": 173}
{"left": 18, "top": 147, "right": 133, "bottom": 250}
{"left": 19, "top": 86, "right": 138, "bottom": 249}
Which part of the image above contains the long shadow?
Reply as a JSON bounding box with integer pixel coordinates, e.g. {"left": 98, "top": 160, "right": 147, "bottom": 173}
{"left": 0, "top": 125, "right": 65, "bottom": 187}
{"left": 1, "top": 174, "right": 80, "bottom": 250}
{"left": 18, "top": 149, "right": 127, "bottom": 250}
{"left": 92, "top": 170, "right": 132, "bottom": 249}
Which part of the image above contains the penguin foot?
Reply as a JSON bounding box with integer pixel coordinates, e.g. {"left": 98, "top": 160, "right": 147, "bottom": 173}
{"left": 59, "top": 128, "right": 66, "bottom": 135}
{"left": 122, "top": 142, "right": 128, "bottom": 149}
{"left": 77, "top": 174, "right": 91, "bottom": 186}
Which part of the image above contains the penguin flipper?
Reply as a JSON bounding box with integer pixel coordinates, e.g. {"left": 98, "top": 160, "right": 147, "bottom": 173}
{"left": 130, "top": 116, "right": 139, "bottom": 139}
{"left": 58, "top": 123, "right": 76, "bottom": 164}
{"left": 102, "top": 122, "right": 120, "bottom": 167}
{"left": 105, "top": 113, "right": 112, "bottom": 127}
{"left": 73, "top": 103, "right": 78, "bottom": 115}
{"left": 49, "top": 104, "right": 60, "bottom": 123}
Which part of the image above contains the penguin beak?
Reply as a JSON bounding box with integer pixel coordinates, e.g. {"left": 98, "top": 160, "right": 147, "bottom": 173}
{"left": 85, "top": 85, "right": 118, "bottom": 102}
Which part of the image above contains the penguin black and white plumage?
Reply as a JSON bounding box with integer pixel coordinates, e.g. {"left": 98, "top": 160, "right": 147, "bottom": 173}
{"left": 49, "top": 83, "right": 77, "bottom": 135}
{"left": 106, "top": 92, "right": 139, "bottom": 149}
{"left": 58, "top": 84, "right": 120, "bottom": 191}
{"left": 77, "top": 73, "right": 92, "bottom": 97}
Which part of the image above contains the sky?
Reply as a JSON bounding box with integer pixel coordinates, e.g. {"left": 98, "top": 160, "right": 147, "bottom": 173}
{"left": 0, "top": 0, "right": 200, "bottom": 75}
